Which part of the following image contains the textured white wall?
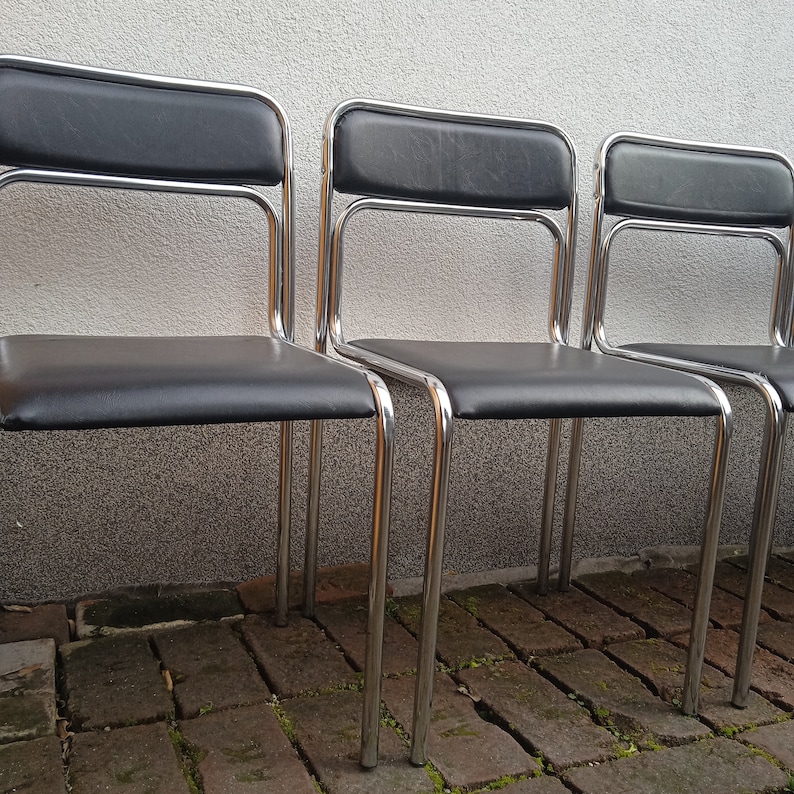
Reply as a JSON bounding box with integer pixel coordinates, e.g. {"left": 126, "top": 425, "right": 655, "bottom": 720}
{"left": 1, "top": 0, "right": 794, "bottom": 599}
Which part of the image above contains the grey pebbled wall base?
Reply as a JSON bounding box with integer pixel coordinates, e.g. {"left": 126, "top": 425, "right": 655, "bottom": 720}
{"left": 2, "top": 379, "right": 792, "bottom": 602}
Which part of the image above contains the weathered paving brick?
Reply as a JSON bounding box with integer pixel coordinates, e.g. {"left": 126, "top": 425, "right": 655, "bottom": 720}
{"left": 0, "top": 735, "right": 64, "bottom": 793}
{"left": 381, "top": 672, "right": 537, "bottom": 789}
{"left": 69, "top": 721, "right": 190, "bottom": 793}
{"left": 314, "top": 599, "right": 418, "bottom": 676}
{"left": 152, "top": 621, "right": 269, "bottom": 718}
{"left": 635, "top": 566, "right": 770, "bottom": 630}
{"left": 76, "top": 588, "right": 242, "bottom": 637}
{"left": 283, "top": 689, "right": 434, "bottom": 794}
{"left": 575, "top": 570, "right": 695, "bottom": 638}
{"left": 0, "top": 603, "right": 71, "bottom": 646}
{"left": 7, "top": 561, "right": 793, "bottom": 793}
{"left": 457, "top": 660, "right": 618, "bottom": 770}
{"left": 673, "top": 628, "right": 794, "bottom": 710}
{"left": 237, "top": 563, "right": 373, "bottom": 613}
{"left": 739, "top": 720, "right": 794, "bottom": 772}
{"left": 61, "top": 635, "right": 172, "bottom": 730}
{"left": 497, "top": 778, "right": 570, "bottom": 793}
{"left": 727, "top": 554, "right": 794, "bottom": 594}
{"left": 394, "top": 595, "right": 513, "bottom": 668}
{"left": 756, "top": 620, "right": 794, "bottom": 662}
{"left": 448, "top": 584, "right": 546, "bottom": 623}
{"left": 707, "top": 562, "right": 794, "bottom": 621}
{"left": 511, "top": 583, "right": 644, "bottom": 648}
{"left": 447, "top": 584, "right": 582, "bottom": 659}
{"left": 606, "top": 638, "right": 784, "bottom": 732}
{"left": 240, "top": 614, "right": 357, "bottom": 697}
{"left": 0, "top": 638, "right": 57, "bottom": 744}
{"left": 563, "top": 736, "right": 787, "bottom": 794}
{"left": 537, "top": 649, "right": 709, "bottom": 746}
{"left": 180, "top": 703, "right": 317, "bottom": 793}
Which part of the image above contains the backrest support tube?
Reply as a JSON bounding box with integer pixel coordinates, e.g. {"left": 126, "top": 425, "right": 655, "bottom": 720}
{"left": 0, "top": 55, "right": 294, "bottom": 341}
{"left": 585, "top": 132, "right": 794, "bottom": 351}
{"left": 328, "top": 198, "right": 565, "bottom": 348}
{"left": 593, "top": 219, "right": 789, "bottom": 351}
{"left": 318, "top": 98, "right": 577, "bottom": 351}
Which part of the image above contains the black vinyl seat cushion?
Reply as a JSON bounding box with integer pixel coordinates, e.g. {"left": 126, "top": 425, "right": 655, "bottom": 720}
{"left": 0, "top": 335, "right": 376, "bottom": 430}
{"left": 350, "top": 340, "right": 721, "bottom": 420}
{"left": 625, "top": 343, "right": 794, "bottom": 411}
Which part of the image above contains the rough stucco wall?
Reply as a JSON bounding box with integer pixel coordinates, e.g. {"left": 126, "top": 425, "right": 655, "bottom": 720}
{"left": 1, "top": 0, "right": 794, "bottom": 600}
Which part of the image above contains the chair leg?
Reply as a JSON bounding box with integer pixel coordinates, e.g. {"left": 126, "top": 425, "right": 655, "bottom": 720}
{"left": 732, "top": 397, "right": 788, "bottom": 708}
{"left": 410, "top": 389, "right": 454, "bottom": 767}
{"left": 559, "top": 417, "right": 585, "bottom": 592}
{"left": 537, "top": 418, "right": 563, "bottom": 595}
{"left": 303, "top": 419, "right": 324, "bottom": 618}
{"left": 275, "top": 420, "right": 293, "bottom": 627}
{"left": 359, "top": 377, "right": 395, "bottom": 769}
{"left": 682, "top": 397, "right": 732, "bottom": 715}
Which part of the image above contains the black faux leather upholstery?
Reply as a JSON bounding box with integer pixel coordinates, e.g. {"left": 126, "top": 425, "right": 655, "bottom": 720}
{"left": 0, "top": 335, "right": 376, "bottom": 430}
{"left": 604, "top": 142, "right": 794, "bottom": 226}
{"left": 0, "top": 64, "right": 284, "bottom": 184}
{"left": 351, "top": 339, "right": 721, "bottom": 419}
{"left": 625, "top": 343, "right": 794, "bottom": 410}
{"left": 334, "top": 109, "right": 572, "bottom": 209}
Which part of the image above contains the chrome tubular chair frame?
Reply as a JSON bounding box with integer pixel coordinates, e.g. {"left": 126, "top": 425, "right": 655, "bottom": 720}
{"left": 317, "top": 101, "right": 732, "bottom": 767}
{"left": 0, "top": 58, "right": 395, "bottom": 762}
{"left": 588, "top": 131, "right": 794, "bottom": 710}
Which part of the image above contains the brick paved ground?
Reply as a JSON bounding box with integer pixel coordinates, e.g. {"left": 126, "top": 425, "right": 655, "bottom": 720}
{"left": 2, "top": 553, "right": 794, "bottom": 793}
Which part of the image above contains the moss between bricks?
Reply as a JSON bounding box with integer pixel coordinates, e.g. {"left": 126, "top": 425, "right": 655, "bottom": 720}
{"left": 267, "top": 698, "right": 327, "bottom": 793}
{"left": 424, "top": 762, "right": 446, "bottom": 792}
{"left": 424, "top": 760, "right": 536, "bottom": 794}
{"left": 463, "top": 595, "right": 480, "bottom": 618}
{"left": 439, "top": 723, "right": 480, "bottom": 739}
{"left": 380, "top": 706, "right": 410, "bottom": 746}
{"left": 169, "top": 725, "right": 205, "bottom": 794}
{"left": 269, "top": 697, "right": 298, "bottom": 746}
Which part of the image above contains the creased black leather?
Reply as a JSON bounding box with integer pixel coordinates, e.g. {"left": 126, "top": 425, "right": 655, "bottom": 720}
{"left": 0, "top": 336, "right": 376, "bottom": 430}
{"left": 351, "top": 340, "right": 720, "bottom": 419}
{"left": 334, "top": 109, "right": 572, "bottom": 209}
{"left": 625, "top": 343, "right": 794, "bottom": 410}
{"left": 0, "top": 65, "right": 284, "bottom": 184}
{"left": 604, "top": 142, "right": 794, "bottom": 226}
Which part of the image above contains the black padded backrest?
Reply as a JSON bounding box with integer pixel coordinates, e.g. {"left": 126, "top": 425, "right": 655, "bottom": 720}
{"left": 333, "top": 108, "right": 573, "bottom": 210}
{"left": 604, "top": 140, "right": 794, "bottom": 226}
{"left": 0, "top": 62, "right": 285, "bottom": 185}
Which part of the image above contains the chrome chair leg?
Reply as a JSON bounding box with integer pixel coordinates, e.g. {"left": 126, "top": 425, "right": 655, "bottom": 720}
{"left": 303, "top": 418, "right": 324, "bottom": 618}
{"left": 733, "top": 398, "right": 788, "bottom": 707}
{"left": 410, "top": 390, "right": 454, "bottom": 767}
{"left": 275, "top": 420, "right": 293, "bottom": 627}
{"left": 360, "top": 377, "right": 395, "bottom": 769}
{"left": 682, "top": 399, "right": 732, "bottom": 714}
{"left": 559, "top": 417, "right": 585, "bottom": 591}
{"left": 537, "top": 418, "right": 563, "bottom": 595}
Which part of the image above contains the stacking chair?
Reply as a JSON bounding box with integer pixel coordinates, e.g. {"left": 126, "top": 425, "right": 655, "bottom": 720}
{"left": 0, "top": 55, "right": 395, "bottom": 756}
{"left": 317, "top": 99, "right": 733, "bottom": 767}
{"left": 588, "top": 132, "right": 794, "bottom": 711}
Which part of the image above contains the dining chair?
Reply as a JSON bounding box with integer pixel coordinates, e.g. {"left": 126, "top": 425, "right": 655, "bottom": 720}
{"left": 588, "top": 131, "right": 794, "bottom": 711}
{"left": 316, "top": 100, "right": 732, "bottom": 766}
{"left": 0, "top": 55, "right": 395, "bottom": 759}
